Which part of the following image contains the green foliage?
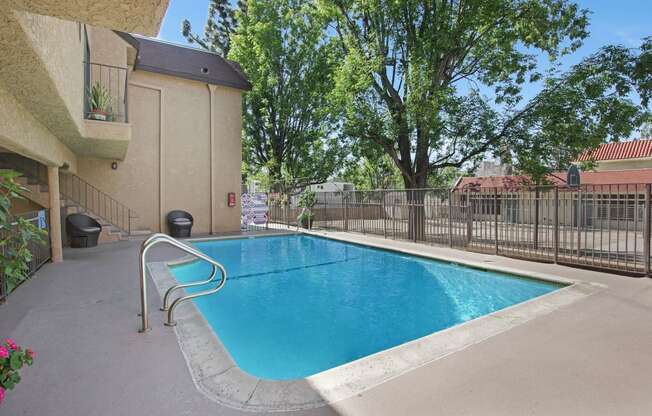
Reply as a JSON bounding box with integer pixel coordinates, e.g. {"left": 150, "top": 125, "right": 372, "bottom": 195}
{"left": 0, "top": 170, "right": 46, "bottom": 294}
{"left": 507, "top": 38, "right": 652, "bottom": 182}
{"left": 297, "top": 189, "right": 317, "bottom": 210}
{"left": 0, "top": 339, "right": 35, "bottom": 404}
{"left": 230, "top": 0, "right": 346, "bottom": 187}
{"left": 427, "top": 167, "right": 460, "bottom": 188}
{"left": 641, "top": 122, "right": 652, "bottom": 138}
{"left": 321, "top": 0, "right": 650, "bottom": 188}
{"left": 87, "top": 82, "right": 112, "bottom": 113}
{"left": 297, "top": 209, "right": 315, "bottom": 225}
{"left": 342, "top": 154, "right": 403, "bottom": 190}
{"left": 181, "top": 0, "right": 246, "bottom": 57}
{"left": 297, "top": 189, "right": 316, "bottom": 227}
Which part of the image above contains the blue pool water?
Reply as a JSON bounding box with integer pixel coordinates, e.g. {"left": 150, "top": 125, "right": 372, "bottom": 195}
{"left": 171, "top": 235, "right": 563, "bottom": 380}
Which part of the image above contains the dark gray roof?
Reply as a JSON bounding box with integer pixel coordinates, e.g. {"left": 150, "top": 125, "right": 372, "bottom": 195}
{"left": 115, "top": 32, "right": 251, "bottom": 91}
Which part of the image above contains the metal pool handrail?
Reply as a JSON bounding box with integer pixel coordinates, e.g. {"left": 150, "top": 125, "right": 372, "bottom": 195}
{"left": 138, "top": 233, "right": 227, "bottom": 332}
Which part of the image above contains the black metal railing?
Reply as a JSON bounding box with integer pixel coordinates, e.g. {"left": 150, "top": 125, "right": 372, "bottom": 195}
{"left": 266, "top": 184, "right": 652, "bottom": 276}
{"left": 0, "top": 152, "right": 135, "bottom": 235}
{"left": 83, "top": 62, "right": 128, "bottom": 123}
{"left": 0, "top": 210, "right": 51, "bottom": 302}
{"left": 59, "top": 172, "right": 133, "bottom": 234}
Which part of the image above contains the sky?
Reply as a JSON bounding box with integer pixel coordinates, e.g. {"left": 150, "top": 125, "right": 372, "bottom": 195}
{"left": 158, "top": 0, "right": 651, "bottom": 57}
{"left": 159, "top": 0, "right": 650, "bottom": 89}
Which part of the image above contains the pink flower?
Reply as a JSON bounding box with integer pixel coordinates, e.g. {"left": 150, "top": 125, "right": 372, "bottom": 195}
{"left": 0, "top": 387, "right": 4, "bottom": 404}
{"left": 26, "top": 348, "right": 36, "bottom": 359}
{"left": 5, "top": 339, "right": 17, "bottom": 350}
{"left": 0, "top": 346, "right": 8, "bottom": 359}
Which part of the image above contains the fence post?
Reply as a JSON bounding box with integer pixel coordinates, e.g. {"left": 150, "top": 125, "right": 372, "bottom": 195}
{"left": 285, "top": 200, "right": 289, "bottom": 229}
{"left": 382, "top": 191, "right": 387, "bottom": 238}
{"left": 645, "top": 184, "right": 651, "bottom": 276}
{"left": 534, "top": 187, "right": 540, "bottom": 250}
{"left": 576, "top": 188, "right": 582, "bottom": 258}
{"left": 344, "top": 193, "right": 349, "bottom": 231}
{"left": 466, "top": 188, "right": 472, "bottom": 245}
{"left": 554, "top": 187, "right": 559, "bottom": 264}
{"left": 448, "top": 189, "right": 453, "bottom": 247}
{"left": 494, "top": 187, "right": 499, "bottom": 254}
{"left": 412, "top": 189, "right": 417, "bottom": 243}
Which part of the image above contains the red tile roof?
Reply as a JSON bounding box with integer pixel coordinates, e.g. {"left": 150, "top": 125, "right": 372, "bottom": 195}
{"left": 577, "top": 139, "right": 652, "bottom": 161}
{"left": 456, "top": 169, "right": 652, "bottom": 190}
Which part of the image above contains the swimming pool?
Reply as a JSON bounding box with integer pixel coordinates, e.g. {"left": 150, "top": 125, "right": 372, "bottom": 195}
{"left": 171, "top": 235, "right": 563, "bottom": 380}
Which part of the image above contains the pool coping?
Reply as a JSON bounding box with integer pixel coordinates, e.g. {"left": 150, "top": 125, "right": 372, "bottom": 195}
{"left": 147, "top": 232, "right": 604, "bottom": 412}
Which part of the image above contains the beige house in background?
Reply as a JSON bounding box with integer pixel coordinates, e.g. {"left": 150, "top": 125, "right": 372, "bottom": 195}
{"left": 0, "top": 1, "right": 250, "bottom": 262}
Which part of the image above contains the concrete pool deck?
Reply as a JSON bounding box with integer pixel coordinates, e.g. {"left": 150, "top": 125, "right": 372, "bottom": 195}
{"left": 2, "top": 231, "right": 652, "bottom": 415}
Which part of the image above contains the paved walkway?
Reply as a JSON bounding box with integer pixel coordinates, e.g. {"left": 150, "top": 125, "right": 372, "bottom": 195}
{"left": 1, "top": 232, "right": 652, "bottom": 415}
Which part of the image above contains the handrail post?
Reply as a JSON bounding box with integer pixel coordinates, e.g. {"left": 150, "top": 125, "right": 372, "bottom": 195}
{"left": 138, "top": 241, "right": 150, "bottom": 332}
{"left": 138, "top": 233, "right": 228, "bottom": 332}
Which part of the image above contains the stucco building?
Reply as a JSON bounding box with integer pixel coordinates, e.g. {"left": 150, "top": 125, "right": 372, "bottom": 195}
{"left": 0, "top": 1, "right": 250, "bottom": 261}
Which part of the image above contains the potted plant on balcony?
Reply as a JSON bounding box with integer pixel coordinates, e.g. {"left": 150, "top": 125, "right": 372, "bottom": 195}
{"left": 297, "top": 189, "right": 316, "bottom": 229}
{"left": 87, "top": 82, "right": 113, "bottom": 121}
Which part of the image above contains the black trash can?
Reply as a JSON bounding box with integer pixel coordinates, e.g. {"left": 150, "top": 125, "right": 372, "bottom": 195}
{"left": 66, "top": 214, "right": 102, "bottom": 248}
{"left": 167, "top": 210, "right": 193, "bottom": 238}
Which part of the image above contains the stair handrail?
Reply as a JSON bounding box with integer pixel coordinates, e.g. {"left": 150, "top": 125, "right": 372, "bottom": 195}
{"left": 59, "top": 172, "right": 135, "bottom": 234}
{"left": 139, "top": 233, "right": 227, "bottom": 332}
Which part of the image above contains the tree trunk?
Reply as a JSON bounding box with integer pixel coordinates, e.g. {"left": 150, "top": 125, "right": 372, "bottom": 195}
{"left": 404, "top": 174, "right": 428, "bottom": 241}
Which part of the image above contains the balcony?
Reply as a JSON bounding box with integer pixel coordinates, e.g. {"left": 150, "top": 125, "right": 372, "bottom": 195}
{"left": 81, "top": 62, "right": 132, "bottom": 160}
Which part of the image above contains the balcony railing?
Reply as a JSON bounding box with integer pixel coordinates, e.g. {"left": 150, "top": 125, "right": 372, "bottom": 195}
{"left": 83, "top": 62, "right": 128, "bottom": 123}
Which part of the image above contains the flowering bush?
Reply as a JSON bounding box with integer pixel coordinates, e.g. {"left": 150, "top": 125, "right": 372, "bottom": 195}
{"left": 0, "top": 339, "right": 35, "bottom": 405}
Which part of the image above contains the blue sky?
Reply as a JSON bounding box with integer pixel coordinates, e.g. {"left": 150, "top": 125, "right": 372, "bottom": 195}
{"left": 159, "top": 0, "right": 651, "bottom": 55}
{"left": 158, "top": 0, "right": 651, "bottom": 104}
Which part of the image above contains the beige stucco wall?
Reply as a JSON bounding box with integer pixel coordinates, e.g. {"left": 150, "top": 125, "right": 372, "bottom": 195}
{"left": 76, "top": 71, "right": 243, "bottom": 234}
{"left": 10, "top": 197, "right": 42, "bottom": 215}
{"left": 87, "top": 26, "right": 128, "bottom": 67}
{"left": 2, "top": 0, "right": 169, "bottom": 37}
{"left": 595, "top": 159, "right": 652, "bottom": 171}
{"left": 0, "top": 85, "right": 77, "bottom": 170}
{"left": 0, "top": 10, "right": 84, "bottom": 167}
{"left": 19, "top": 12, "right": 85, "bottom": 135}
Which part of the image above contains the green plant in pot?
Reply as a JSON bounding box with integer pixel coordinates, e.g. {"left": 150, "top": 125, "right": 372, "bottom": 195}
{"left": 297, "top": 189, "right": 316, "bottom": 229}
{"left": 87, "top": 82, "right": 113, "bottom": 121}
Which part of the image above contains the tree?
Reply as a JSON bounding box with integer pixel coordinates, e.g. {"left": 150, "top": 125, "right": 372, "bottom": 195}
{"left": 642, "top": 123, "right": 652, "bottom": 138}
{"left": 230, "top": 0, "right": 346, "bottom": 190}
{"left": 342, "top": 154, "right": 403, "bottom": 190}
{"left": 181, "top": 0, "right": 246, "bottom": 57}
{"left": 322, "top": 1, "right": 650, "bottom": 189}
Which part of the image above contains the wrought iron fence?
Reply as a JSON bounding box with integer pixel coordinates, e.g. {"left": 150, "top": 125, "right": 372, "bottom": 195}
{"left": 84, "top": 62, "right": 129, "bottom": 123}
{"left": 0, "top": 210, "right": 51, "bottom": 302}
{"left": 266, "top": 184, "right": 652, "bottom": 276}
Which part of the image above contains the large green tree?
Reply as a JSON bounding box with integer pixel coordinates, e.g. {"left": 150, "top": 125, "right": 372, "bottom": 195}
{"left": 230, "top": 0, "right": 345, "bottom": 189}
{"left": 322, "top": 0, "right": 651, "bottom": 190}
{"left": 181, "top": 0, "right": 246, "bottom": 57}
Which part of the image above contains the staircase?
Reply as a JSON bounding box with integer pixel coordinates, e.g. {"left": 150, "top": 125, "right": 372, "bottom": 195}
{"left": 0, "top": 153, "right": 152, "bottom": 243}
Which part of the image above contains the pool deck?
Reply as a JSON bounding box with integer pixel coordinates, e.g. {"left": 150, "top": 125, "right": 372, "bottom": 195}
{"left": 2, "top": 230, "right": 652, "bottom": 415}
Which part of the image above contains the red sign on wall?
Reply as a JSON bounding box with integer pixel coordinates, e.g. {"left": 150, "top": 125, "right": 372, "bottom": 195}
{"left": 228, "top": 192, "right": 236, "bottom": 207}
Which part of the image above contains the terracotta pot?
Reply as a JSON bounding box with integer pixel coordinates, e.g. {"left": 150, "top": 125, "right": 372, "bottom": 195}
{"left": 89, "top": 109, "right": 108, "bottom": 121}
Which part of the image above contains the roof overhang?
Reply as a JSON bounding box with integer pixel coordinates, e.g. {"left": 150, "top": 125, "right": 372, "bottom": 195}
{"left": 3, "top": 0, "right": 169, "bottom": 36}
{"left": 116, "top": 32, "right": 251, "bottom": 91}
